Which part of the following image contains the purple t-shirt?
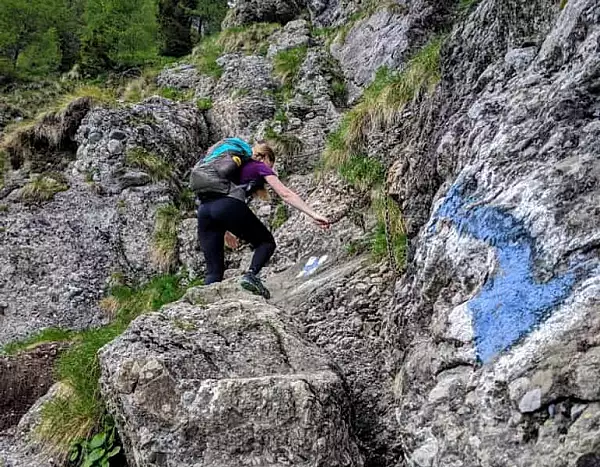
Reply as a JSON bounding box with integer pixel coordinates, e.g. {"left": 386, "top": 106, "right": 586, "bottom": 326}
{"left": 239, "top": 160, "right": 275, "bottom": 186}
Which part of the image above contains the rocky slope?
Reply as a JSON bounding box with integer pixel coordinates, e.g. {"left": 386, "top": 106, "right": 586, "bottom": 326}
{"left": 1, "top": 0, "right": 599, "bottom": 466}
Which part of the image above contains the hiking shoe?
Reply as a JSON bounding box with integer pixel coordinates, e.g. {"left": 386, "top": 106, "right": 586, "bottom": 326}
{"left": 240, "top": 272, "right": 271, "bottom": 299}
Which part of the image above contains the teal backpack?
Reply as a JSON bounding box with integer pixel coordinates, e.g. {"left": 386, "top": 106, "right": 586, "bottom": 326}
{"left": 190, "top": 137, "right": 253, "bottom": 201}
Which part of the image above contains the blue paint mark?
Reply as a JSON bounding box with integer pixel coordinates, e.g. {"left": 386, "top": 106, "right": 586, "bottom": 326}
{"left": 431, "top": 180, "right": 577, "bottom": 363}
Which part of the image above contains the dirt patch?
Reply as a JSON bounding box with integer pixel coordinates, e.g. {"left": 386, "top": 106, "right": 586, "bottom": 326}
{"left": 0, "top": 343, "right": 65, "bottom": 431}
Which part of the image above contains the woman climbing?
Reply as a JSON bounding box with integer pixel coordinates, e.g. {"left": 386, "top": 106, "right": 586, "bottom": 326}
{"left": 192, "top": 138, "right": 330, "bottom": 299}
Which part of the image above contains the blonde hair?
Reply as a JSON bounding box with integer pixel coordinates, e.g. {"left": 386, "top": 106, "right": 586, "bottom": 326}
{"left": 252, "top": 142, "right": 276, "bottom": 164}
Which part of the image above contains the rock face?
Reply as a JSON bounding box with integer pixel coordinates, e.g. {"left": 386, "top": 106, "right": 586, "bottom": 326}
{"left": 99, "top": 281, "right": 364, "bottom": 467}
{"left": 223, "top": 0, "right": 305, "bottom": 28}
{"left": 384, "top": 0, "right": 600, "bottom": 465}
{"left": 329, "top": 0, "right": 452, "bottom": 101}
{"left": 0, "top": 97, "right": 209, "bottom": 345}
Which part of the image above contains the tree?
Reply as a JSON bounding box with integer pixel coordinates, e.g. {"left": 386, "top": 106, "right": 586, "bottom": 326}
{"left": 80, "top": 0, "right": 159, "bottom": 74}
{"left": 0, "top": 0, "right": 66, "bottom": 70}
{"left": 158, "top": 0, "right": 198, "bottom": 57}
{"left": 158, "top": 0, "right": 228, "bottom": 57}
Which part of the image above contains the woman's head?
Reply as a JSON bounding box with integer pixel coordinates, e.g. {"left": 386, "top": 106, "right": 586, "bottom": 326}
{"left": 252, "top": 142, "right": 275, "bottom": 167}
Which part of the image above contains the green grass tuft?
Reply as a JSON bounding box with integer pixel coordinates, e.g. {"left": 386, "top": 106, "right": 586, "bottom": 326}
{"left": 339, "top": 154, "right": 385, "bottom": 191}
{"left": 158, "top": 87, "right": 194, "bottom": 102}
{"left": 125, "top": 147, "right": 173, "bottom": 182}
{"left": 19, "top": 173, "right": 69, "bottom": 203}
{"left": 192, "top": 36, "right": 224, "bottom": 78}
{"left": 151, "top": 204, "right": 180, "bottom": 273}
{"left": 271, "top": 203, "right": 289, "bottom": 230}
{"left": 371, "top": 192, "right": 406, "bottom": 268}
{"left": 196, "top": 97, "right": 213, "bottom": 110}
{"left": 273, "top": 45, "right": 308, "bottom": 87}
{"left": 559, "top": 0, "right": 568, "bottom": 9}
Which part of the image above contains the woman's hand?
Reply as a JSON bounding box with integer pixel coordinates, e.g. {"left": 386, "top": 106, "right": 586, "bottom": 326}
{"left": 312, "top": 213, "right": 330, "bottom": 229}
{"left": 224, "top": 231, "right": 239, "bottom": 249}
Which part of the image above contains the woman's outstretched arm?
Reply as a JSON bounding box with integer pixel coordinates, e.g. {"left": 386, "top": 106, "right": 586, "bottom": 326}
{"left": 265, "top": 175, "right": 330, "bottom": 227}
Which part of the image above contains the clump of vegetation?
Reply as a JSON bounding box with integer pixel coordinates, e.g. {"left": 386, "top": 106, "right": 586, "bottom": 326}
{"left": 217, "top": 23, "right": 281, "bottom": 55}
{"left": 371, "top": 193, "right": 406, "bottom": 269}
{"left": 152, "top": 204, "right": 180, "bottom": 272}
{"left": 323, "top": 37, "right": 443, "bottom": 168}
{"left": 273, "top": 45, "right": 308, "bottom": 87}
{"left": 31, "top": 273, "right": 202, "bottom": 459}
{"left": 271, "top": 203, "right": 289, "bottom": 230}
{"left": 196, "top": 97, "right": 213, "bottom": 110}
{"left": 19, "top": 173, "right": 69, "bottom": 203}
{"left": 125, "top": 147, "right": 173, "bottom": 181}
{"left": 158, "top": 86, "right": 194, "bottom": 101}
{"left": 121, "top": 69, "right": 160, "bottom": 103}
{"left": 67, "top": 417, "right": 124, "bottom": 467}
{"left": 191, "top": 36, "right": 224, "bottom": 78}
{"left": 339, "top": 154, "right": 385, "bottom": 191}
{"left": 559, "top": 0, "right": 568, "bottom": 9}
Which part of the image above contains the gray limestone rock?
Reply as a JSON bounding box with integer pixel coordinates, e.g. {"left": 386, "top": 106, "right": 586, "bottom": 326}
{"left": 0, "top": 98, "right": 209, "bottom": 346}
{"left": 223, "top": 0, "right": 305, "bottom": 28}
{"left": 99, "top": 286, "right": 364, "bottom": 467}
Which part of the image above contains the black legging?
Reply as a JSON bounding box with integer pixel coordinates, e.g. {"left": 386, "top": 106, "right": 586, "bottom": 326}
{"left": 197, "top": 196, "right": 276, "bottom": 284}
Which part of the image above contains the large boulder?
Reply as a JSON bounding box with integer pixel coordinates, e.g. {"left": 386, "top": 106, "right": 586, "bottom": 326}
{"left": 223, "top": 0, "right": 305, "bottom": 28}
{"left": 386, "top": 0, "right": 600, "bottom": 465}
{"left": 99, "top": 282, "right": 364, "bottom": 467}
{"left": 0, "top": 97, "right": 209, "bottom": 345}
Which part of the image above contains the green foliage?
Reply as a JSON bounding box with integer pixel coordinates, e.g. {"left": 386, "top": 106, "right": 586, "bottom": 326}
{"left": 38, "top": 273, "right": 202, "bottom": 453}
{"left": 152, "top": 204, "right": 180, "bottom": 272}
{"left": 559, "top": 0, "right": 568, "bottom": 9}
{"left": 2, "top": 328, "right": 74, "bottom": 355}
{"left": 196, "top": 97, "right": 213, "bottom": 110}
{"left": 191, "top": 35, "right": 224, "bottom": 78}
{"left": 158, "top": 0, "right": 199, "bottom": 57}
{"left": 0, "top": 0, "right": 67, "bottom": 72}
{"left": 273, "top": 45, "right": 307, "bottom": 87}
{"left": 19, "top": 173, "right": 69, "bottom": 203}
{"left": 458, "top": 0, "right": 479, "bottom": 12}
{"left": 176, "top": 187, "right": 197, "bottom": 212}
{"left": 192, "top": 0, "right": 229, "bottom": 37}
{"left": 121, "top": 69, "right": 159, "bottom": 103}
{"left": 16, "top": 28, "right": 62, "bottom": 75}
{"left": 345, "top": 237, "right": 369, "bottom": 257}
{"left": 217, "top": 23, "right": 281, "bottom": 55}
{"left": 67, "top": 418, "right": 122, "bottom": 467}
{"left": 158, "top": 86, "right": 194, "bottom": 101}
{"left": 323, "top": 37, "right": 443, "bottom": 167}
{"left": 125, "top": 147, "right": 173, "bottom": 181}
{"left": 80, "top": 0, "right": 159, "bottom": 74}
{"left": 271, "top": 203, "right": 289, "bottom": 230}
{"left": 339, "top": 154, "right": 385, "bottom": 191}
